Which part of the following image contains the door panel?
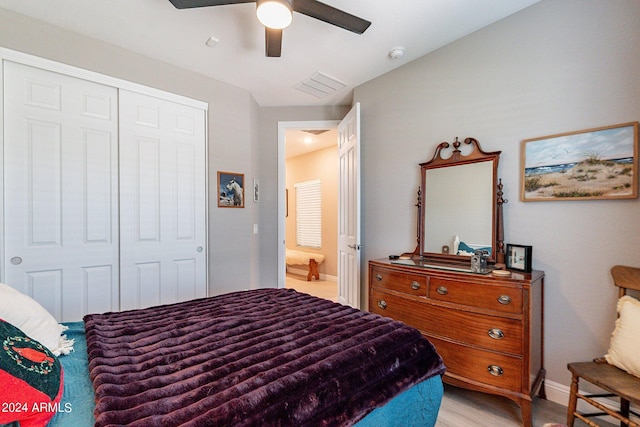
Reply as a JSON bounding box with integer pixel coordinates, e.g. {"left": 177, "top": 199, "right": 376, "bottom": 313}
{"left": 27, "top": 119, "right": 62, "bottom": 245}
{"left": 119, "top": 90, "right": 207, "bottom": 310}
{"left": 3, "top": 61, "right": 119, "bottom": 322}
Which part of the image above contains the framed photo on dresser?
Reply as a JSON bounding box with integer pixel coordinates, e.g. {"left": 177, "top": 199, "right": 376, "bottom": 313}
{"left": 506, "top": 244, "right": 532, "bottom": 272}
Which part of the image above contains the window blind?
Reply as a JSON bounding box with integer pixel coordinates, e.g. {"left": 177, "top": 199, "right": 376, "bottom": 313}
{"left": 295, "top": 179, "right": 321, "bottom": 248}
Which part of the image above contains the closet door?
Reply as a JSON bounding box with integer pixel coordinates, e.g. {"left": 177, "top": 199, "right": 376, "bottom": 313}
{"left": 3, "top": 61, "right": 119, "bottom": 322}
{"left": 119, "top": 90, "right": 207, "bottom": 310}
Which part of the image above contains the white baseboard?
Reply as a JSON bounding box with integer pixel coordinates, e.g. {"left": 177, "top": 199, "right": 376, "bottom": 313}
{"left": 285, "top": 266, "right": 337, "bottom": 282}
{"left": 544, "top": 378, "right": 569, "bottom": 407}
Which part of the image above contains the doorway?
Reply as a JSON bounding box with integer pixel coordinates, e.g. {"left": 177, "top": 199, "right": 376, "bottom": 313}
{"left": 278, "top": 104, "right": 361, "bottom": 308}
{"left": 278, "top": 121, "right": 339, "bottom": 302}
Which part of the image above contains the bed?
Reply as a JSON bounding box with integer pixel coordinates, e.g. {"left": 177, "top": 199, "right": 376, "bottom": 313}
{"left": 2, "top": 288, "right": 445, "bottom": 427}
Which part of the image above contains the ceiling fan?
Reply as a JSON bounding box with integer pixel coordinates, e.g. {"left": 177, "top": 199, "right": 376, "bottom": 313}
{"left": 168, "top": 0, "right": 371, "bottom": 57}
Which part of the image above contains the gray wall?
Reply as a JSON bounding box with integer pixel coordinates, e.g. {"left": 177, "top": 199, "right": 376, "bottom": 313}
{"left": 353, "top": 0, "right": 640, "bottom": 391}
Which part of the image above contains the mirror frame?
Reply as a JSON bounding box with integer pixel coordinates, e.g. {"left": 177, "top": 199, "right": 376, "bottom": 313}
{"left": 414, "top": 137, "right": 505, "bottom": 265}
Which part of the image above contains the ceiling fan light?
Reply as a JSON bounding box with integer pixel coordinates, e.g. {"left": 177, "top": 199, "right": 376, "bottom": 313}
{"left": 256, "top": 0, "right": 293, "bottom": 30}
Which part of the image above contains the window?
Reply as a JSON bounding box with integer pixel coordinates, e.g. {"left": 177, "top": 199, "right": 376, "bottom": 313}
{"left": 295, "top": 179, "right": 321, "bottom": 248}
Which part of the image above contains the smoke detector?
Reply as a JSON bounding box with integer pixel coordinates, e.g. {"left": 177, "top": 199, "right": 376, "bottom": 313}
{"left": 389, "top": 47, "right": 405, "bottom": 60}
{"left": 206, "top": 36, "right": 219, "bottom": 47}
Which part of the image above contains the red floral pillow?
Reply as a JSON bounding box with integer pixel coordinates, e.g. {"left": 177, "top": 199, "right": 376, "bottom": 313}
{"left": 0, "top": 318, "right": 64, "bottom": 427}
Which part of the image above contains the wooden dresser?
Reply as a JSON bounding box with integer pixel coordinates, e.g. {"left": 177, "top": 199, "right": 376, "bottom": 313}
{"left": 368, "top": 259, "right": 545, "bottom": 427}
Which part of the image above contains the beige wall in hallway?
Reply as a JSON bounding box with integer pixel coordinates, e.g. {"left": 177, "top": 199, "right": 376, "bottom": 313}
{"left": 285, "top": 145, "right": 338, "bottom": 277}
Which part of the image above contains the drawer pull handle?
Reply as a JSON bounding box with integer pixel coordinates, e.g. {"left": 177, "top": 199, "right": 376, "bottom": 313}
{"left": 376, "top": 274, "right": 383, "bottom": 281}
{"left": 410, "top": 281, "right": 421, "bottom": 290}
{"left": 497, "top": 295, "right": 511, "bottom": 305}
{"left": 436, "top": 286, "right": 448, "bottom": 295}
{"left": 487, "top": 365, "right": 504, "bottom": 376}
{"left": 488, "top": 328, "right": 505, "bottom": 340}
{"left": 377, "top": 300, "right": 387, "bottom": 310}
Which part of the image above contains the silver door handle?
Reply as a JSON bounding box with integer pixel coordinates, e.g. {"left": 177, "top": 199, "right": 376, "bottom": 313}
{"left": 10, "top": 256, "right": 22, "bottom": 265}
{"left": 347, "top": 244, "right": 361, "bottom": 250}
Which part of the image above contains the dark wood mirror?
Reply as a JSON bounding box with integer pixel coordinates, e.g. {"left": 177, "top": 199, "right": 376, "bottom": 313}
{"left": 414, "top": 137, "right": 505, "bottom": 265}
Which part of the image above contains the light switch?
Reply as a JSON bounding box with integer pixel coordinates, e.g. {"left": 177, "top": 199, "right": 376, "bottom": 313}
{"left": 253, "top": 224, "right": 259, "bottom": 234}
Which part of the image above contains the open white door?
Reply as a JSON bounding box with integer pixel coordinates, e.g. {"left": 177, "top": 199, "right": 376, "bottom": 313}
{"left": 337, "top": 103, "right": 361, "bottom": 308}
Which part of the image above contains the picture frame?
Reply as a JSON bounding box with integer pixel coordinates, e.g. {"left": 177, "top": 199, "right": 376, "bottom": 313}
{"left": 217, "top": 171, "right": 245, "bottom": 208}
{"left": 520, "top": 122, "right": 638, "bottom": 201}
{"left": 253, "top": 178, "right": 260, "bottom": 203}
{"left": 506, "top": 244, "right": 532, "bottom": 272}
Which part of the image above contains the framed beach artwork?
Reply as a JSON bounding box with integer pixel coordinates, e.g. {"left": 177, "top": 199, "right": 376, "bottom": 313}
{"left": 218, "top": 171, "right": 245, "bottom": 208}
{"left": 520, "top": 122, "right": 638, "bottom": 201}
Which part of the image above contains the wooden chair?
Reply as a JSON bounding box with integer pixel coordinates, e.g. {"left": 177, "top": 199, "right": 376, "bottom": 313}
{"left": 567, "top": 265, "right": 640, "bottom": 427}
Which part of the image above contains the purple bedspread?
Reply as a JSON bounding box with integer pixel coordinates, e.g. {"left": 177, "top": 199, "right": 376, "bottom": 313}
{"left": 84, "top": 288, "right": 445, "bottom": 427}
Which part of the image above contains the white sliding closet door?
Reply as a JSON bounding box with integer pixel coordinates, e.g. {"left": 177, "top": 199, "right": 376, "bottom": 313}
{"left": 3, "top": 61, "right": 119, "bottom": 322}
{"left": 118, "top": 90, "right": 207, "bottom": 310}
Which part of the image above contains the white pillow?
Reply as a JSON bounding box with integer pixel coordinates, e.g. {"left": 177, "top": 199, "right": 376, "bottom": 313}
{"left": 0, "top": 282, "right": 74, "bottom": 356}
{"left": 605, "top": 295, "right": 640, "bottom": 378}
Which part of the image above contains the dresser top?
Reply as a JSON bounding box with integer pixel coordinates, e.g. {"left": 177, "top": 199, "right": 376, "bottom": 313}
{"left": 370, "top": 258, "right": 545, "bottom": 283}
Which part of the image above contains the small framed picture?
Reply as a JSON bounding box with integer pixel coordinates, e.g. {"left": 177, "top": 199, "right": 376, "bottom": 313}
{"left": 253, "top": 178, "right": 260, "bottom": 203}
{"left": 506, "top": 244, "right": 532, "bottom": 272}
{"left": 218, "top": 171, "right": 245, "bottom": 208}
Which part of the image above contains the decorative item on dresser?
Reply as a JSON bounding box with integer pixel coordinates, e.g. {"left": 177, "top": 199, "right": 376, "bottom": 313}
{"left": 506, "top": 244, "right": 533, "bottom": 272}
{"left": 373, "top": 137, "right": 546, "bottom": 427}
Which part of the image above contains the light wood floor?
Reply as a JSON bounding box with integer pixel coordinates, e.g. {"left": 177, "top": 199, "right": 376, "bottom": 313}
{"left": 438, "top": 384, "right": 617, "bottom": 427}
{"left": 438, "top": 384, "right": 562, "bottom": 426}
{"left": 285, "top": 275, "right": 617, "bottom": 427}
{"left": 285, "top": 273, "right": 338, "bottom": 302}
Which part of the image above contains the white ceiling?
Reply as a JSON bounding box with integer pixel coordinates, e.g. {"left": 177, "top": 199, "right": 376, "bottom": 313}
{"left": 286, "top": 128, "right": 337, "bottom": 159}
{"left": 0, "top": 0, "right": 540, "bottom": 108}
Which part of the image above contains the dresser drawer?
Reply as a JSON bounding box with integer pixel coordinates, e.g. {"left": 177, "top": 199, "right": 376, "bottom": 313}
{"left": 429, "top": 336, "right": 523, "bottom": 391}
{"left": 429, "top": 277, "right": 523, "bottom": 314}
{"left": 370, "top": 266, "right": 427, "bottom": 296}
{"left": 370, "top": 289, "right": 523, "bottom": 355}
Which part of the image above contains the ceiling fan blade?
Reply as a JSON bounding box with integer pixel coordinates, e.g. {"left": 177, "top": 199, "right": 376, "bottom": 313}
{"left": 265, "top": 27, "right": 283, "bottom": 57}
{"left": 168, "top": 0, "right": 254, "bottom": 9}
{"left": 293, "top": 0, "right": 371, "bottom": 34}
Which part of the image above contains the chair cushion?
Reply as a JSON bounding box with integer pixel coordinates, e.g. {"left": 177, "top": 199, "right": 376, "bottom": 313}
{"left": 605, "top": 295, "right": 640, "bottom": 378}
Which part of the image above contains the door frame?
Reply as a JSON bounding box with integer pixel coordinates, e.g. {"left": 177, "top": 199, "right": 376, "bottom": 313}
{"left": 277, "top": 120, "right": 339, "bottom": 289}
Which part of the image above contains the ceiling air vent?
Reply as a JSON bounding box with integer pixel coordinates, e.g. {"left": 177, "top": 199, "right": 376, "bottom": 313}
{"left": 293, "top": 71, "right": 346, "bottom": 98}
